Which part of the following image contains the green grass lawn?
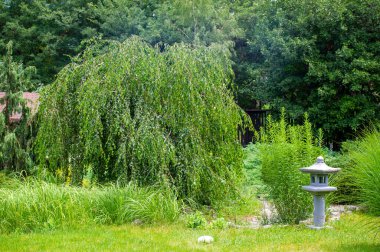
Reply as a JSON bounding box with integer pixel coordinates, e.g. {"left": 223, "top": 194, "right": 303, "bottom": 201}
{"left": 1, "top": 214, "right": 379, "bottom": 252}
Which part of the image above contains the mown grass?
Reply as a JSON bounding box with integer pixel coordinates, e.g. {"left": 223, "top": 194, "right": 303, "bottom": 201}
{"left": 1, "top": 214, "right": 379, "bottom": 251}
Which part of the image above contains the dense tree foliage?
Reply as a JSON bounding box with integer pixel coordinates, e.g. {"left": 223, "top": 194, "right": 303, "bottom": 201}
{"left": 0, "top": 0, "right": 239, "bottom": 84}
{"left": 235, "top": 0, "right": 380, "bottom": 142}
{"left": 0, "top": 0, "right": 100, "bottom": 84}
{"left": 95, "top": 0, "right": 240, "bottom": 45}
{"left": 36, "top": 38, "right": 246, "bottom": 206}
{"left": 0, "top": 41, "right": 36, "bottom": 171}
{"left": 1, "top": 0, "right": 379, "bottom": 143}
{"left": 140, "top": 0, "right": 240, "bottom": 45}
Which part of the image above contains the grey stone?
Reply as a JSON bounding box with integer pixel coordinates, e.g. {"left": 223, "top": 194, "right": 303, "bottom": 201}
{"left": 300, "top": 156, "right": 340, "bottom": 229}
{"left": 198, "top": 236, "right": 214, "bottom": 244}
{"left": 132, "top": 219, "right": 143, "bottom": 225}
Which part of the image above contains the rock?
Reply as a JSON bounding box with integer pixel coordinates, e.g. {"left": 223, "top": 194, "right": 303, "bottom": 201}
{"left": 327, "top": 204, "right": 361, "bottom": 222}
{"left": 346, "top": 205, "right": 360, "bottom": 211}
{"left": 300, "top": 218, "right": 313, "bottom": 225}
{"left": 198, "top": 235, "right": 214, "bottom": 244}
{"left": 132, "top": 219, "right": 143, "bottom": 225}
{"left": 329, "top": 215, "right": 340, "bottom": 221}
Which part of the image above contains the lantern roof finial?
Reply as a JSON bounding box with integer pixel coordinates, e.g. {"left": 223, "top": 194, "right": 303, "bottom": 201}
{"left": 316, "top": 156, "right": 324, "bottom": 163}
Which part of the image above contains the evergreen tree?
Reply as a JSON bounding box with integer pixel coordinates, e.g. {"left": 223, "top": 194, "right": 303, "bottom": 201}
{"left": 0, "top": 41, "right": 36, "bottom": 171}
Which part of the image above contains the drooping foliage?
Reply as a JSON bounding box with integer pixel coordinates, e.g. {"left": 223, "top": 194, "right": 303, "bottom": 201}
{"left": 0, "top": 41, "right": 36, "bottom": 172}
{"left": 347, "top": 126, "right": 380, "bottom": 215}
{"left": 328, "top": 126, "right": 380, "bottom": 214}
{"left": 36, "top": 37, "right": 246, "bottom": 206}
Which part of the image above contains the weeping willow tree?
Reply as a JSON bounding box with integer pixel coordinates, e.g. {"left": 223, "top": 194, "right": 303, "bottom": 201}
{"left": 36, "top": 37, "right": 246, "bottom": 206}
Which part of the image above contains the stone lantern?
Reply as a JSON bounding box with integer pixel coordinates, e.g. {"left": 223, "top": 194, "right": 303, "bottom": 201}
{"left": 300, "top": 156, "right": 340, "bottom": 229}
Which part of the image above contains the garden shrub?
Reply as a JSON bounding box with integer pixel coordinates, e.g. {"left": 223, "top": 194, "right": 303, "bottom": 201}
{"left": 185, "top": 212, "right": 228, "bottom": 229}
{"left": 208, "top": 217, "right": 228, "bottom": 229}
{"left": 35, "top": 37, "right": 246, "bottom": 206}
{"left": 185, "top": 211, "right": 207, "bottom": 229}
{"left": 258, "top": 109, "right": 323, "bottom": 224}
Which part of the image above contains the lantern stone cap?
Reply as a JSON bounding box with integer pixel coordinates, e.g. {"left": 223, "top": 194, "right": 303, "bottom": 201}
{"left": 299, "top": 156, "right": 341, "bottom": 174}
{"left": 302, "top": 185, "right": 337, "bottom": 193}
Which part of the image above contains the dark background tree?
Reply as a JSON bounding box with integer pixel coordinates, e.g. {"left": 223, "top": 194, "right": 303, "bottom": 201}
{"left": 233, "top": 0, "right": 380, "bottom": 144}
{"left": 0, "top": 0, "right": 240, "bottom": 84}
{"left": 0, "top": 0, "right": 100, "bottom": 85}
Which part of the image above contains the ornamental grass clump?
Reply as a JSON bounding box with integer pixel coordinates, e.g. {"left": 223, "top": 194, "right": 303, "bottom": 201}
{"left": 348, "top": 126, "right": 380, "bottom": 216}
{"left": 258, "top": 109, "right": 323, "bottom": 224}
{"left": 0, "top": 181, "right": 179, "bottom": 233}
{"left": 35, "top": 37, "right": 246, "bottom": 206}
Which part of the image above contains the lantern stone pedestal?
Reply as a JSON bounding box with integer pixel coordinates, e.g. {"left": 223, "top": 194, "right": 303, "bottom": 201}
{"left": 300, "top": 156, "right": 340, "bottom": 230}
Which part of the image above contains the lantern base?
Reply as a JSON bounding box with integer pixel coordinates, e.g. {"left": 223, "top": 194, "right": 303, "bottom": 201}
{"left": 307, "top": 225, "right": 332, "bottom": 230}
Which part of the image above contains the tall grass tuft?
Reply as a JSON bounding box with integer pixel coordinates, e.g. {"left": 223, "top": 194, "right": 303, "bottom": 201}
{"left": 325, "top": 143, "right": 359, "bottom": 205}
{"left": 348, "top": 127, "right": 380, "bottom": 216}
{"left": 0, "top": 181, "right": 179, "bottom": 233}
{"left": 258, "top": 109, "right": 323, "bottom": 224}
